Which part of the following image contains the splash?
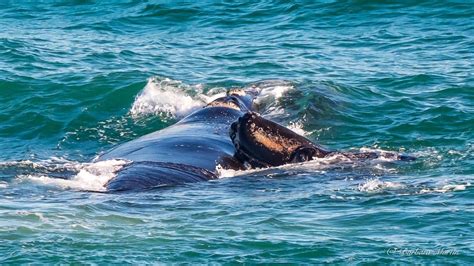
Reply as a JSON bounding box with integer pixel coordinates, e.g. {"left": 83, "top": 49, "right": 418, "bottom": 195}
{"left": 130, "top": 77, "right": 206, "bottom": 119}
{"left": 251, "top": 80, "right": 314, "bottom": 136}
{"left": 248, "top": 80, "right": 294, "bottom": 114}
{"left": 130, "top": 78, "right": 296, "bottom": 120}
{"left": 247, "top": 80, "right": 311, "bottom": 135}
{"left": 19, "top": 159, "right": 130, "bottom": 192}
{"left": 249, "top": 80, "right": 294, "bottom": 104}
{"left": 286, "top": 120, "right": 309, "bottom": 136}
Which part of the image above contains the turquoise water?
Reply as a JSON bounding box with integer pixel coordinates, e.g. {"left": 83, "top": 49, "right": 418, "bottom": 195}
{"left": 1, "top": 0, "right": 473, "bottom": 263}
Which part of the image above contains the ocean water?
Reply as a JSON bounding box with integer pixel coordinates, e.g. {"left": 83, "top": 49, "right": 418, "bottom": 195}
{"left": 0, "top": 0, "right": 473, "bottom": 263}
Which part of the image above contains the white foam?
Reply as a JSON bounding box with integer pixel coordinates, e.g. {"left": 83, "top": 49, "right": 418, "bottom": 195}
{"left": 21, "top": 159, "right": 129, "bottom": 192}
{"left": 358, "top": 147, "right": 403, "bottom": 162}
{"left": 286, "top": 120, "right": 308, "bottom": 136}
{"left": 447, "top": 150, "right": 463, "bottom": 156}
{"left": 0, "top": 157, "right": 82, "bottom": 172}
{"left": 358, "top": 178, "right": 405, "bottom": 193}
{"left": 252, "top": 82, "right": 294, "bottom": 102}
{"left": 130, "top": 77, "right": 205, "bottom": 119}
{"left": 249, "top": 81, "right": 311, "bottom": 135}
{"left": 216, "top": 164, "right": 255, "bottom": 178}
{"left": 251, "top": 81, "right": 294, "bottom": 111}
{"left": 198, "top": 91, "right": 227, "bottom": 104}
{"left": 129, "top": 78, "right": 297, "bottom": 121}
{"left": 0, "top": 181, "right": 8, "bottom": 188}
{"left": 411, "top": 148, "right": 443, "bottom": 162}
{"left": 0, "top": 159, "right": 42, "bottom": 169}
{"left": 216, "top": 154, "right": 354, "bottom": 178}
{"left": 419, "top": 182, "right": 471, "bottom": 194}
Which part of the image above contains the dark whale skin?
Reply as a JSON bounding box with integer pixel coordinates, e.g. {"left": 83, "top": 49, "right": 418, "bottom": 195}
{"left": 99, "top": 106, "right": 244, "bottom": 191}
{"left": 230, "top": 112, "right": 416, "bottom": 168}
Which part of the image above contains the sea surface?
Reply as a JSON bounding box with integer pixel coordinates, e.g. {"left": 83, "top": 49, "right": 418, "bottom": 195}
{"left": 0, "top": 0, "right": 473, "bottom": 264}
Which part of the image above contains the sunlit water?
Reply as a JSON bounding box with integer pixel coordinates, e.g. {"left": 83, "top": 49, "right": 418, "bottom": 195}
{"left": 0, "top": 1, "right": 473, "bottom": 264}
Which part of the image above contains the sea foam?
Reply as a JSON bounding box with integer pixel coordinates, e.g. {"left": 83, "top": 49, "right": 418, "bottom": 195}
{"left": 20, "top": 159, "right": 129, "bottom": 192}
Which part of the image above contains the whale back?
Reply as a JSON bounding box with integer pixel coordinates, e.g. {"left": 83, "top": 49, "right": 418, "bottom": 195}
{"left": 100, "top": 91, "right": 257, "bottom": 191}
{"left": 99, "top": 106, "right": 244, "bottom": 171}
{"left": 105, "top": 161, "right": 218, "bottom": 191}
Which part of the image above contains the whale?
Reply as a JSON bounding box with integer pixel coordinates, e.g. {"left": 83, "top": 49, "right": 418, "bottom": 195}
{"left": 99, "top": 88, "right": 256, "bottom": 191}
{"left": 99, "top": 87, "right": 414, "bottom": 191}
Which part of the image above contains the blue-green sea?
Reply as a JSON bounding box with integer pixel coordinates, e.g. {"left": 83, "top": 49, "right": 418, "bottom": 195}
{"left": 1, "top": 0, "right": 473, "bottom": 264}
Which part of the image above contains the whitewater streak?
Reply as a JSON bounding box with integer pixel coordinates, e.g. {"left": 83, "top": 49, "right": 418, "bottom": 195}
{"left": 20, "top": 159, "right": 129, "bottom": 192}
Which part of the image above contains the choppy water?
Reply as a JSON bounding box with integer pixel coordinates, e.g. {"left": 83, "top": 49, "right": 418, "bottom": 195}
{"left": 1, "top": 1, "right": 473, "bottom": 264}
